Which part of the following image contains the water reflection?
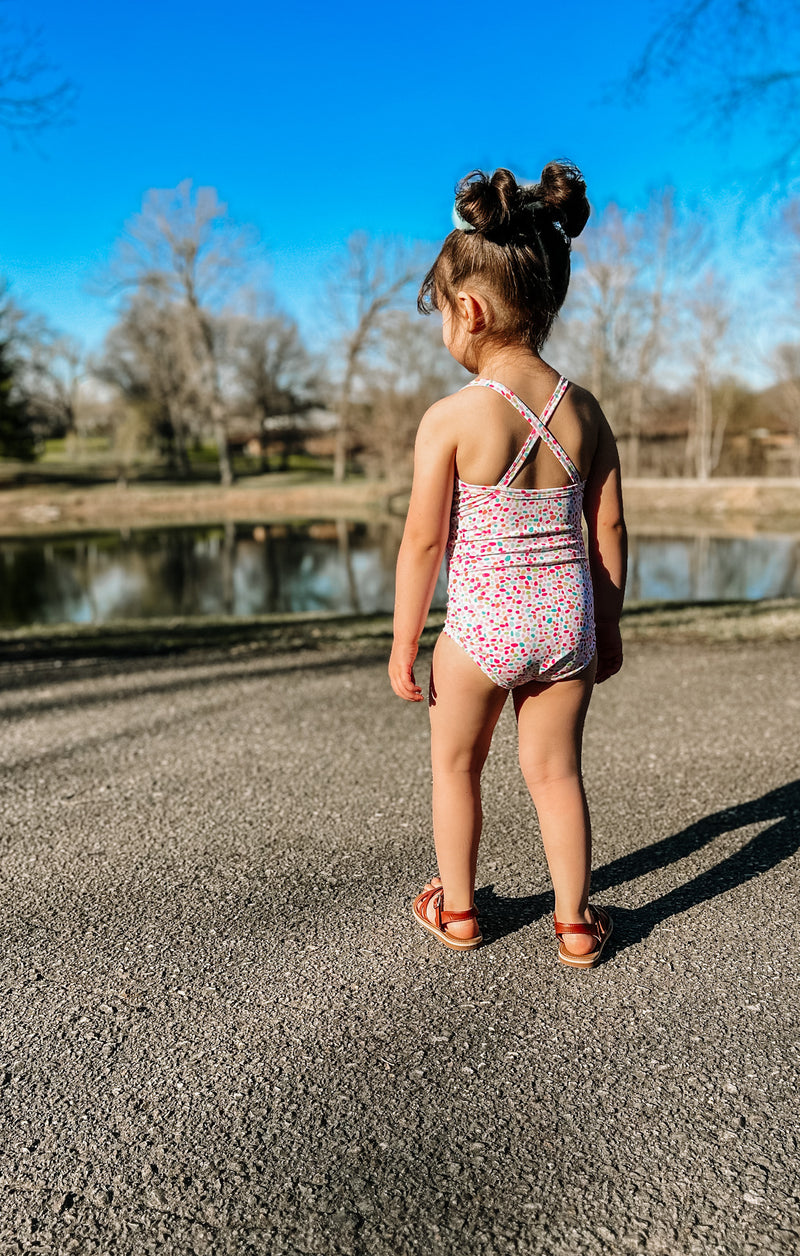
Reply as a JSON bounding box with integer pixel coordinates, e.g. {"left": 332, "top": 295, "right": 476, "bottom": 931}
{"left": 627, "top": 533, "right": 799, "bottom": 604}
{"left": 0, "top": 522, "right": 798, "bottom": 628}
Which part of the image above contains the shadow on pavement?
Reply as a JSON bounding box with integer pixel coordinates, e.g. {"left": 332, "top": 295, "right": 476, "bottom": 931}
{"left": 474, "top": 885, "right": 551, "bottom": 943}
{"left": 479, "top": 779, "right": 800, "bottom": 954}
{"left": 596, "top": 778, "right": 800, "bottom": 952}
{"left": 0, "top": 645, "right": 393, "bottom": 724}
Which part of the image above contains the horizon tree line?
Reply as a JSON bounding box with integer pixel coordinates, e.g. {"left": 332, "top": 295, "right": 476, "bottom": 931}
{"left": 1, "top": 178, "right": 800, "bottom": 481}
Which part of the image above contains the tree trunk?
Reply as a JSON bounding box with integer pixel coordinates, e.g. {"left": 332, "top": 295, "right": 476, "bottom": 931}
{"left": 335, "top": 347, "right": 361, "bottom": 483}
{"left": 169, "top": 405, "right": 191, "bottom": 478}
{"left": 695, "top": 371, "right": 712, "bottom": 480}
{"left": 333, "top": 421, "right": 348, "bottom": 482}
{"left": 186, "top": 294, "right": 234, "bottom": 486}
{"left": 683, "top": 416, "right": 695, "bottom": 479}
{"left": 213, "top": 403, "right": 233, "bottom": 486}
{"left": 627, "top": 379, "right": 643, "bottom": 477}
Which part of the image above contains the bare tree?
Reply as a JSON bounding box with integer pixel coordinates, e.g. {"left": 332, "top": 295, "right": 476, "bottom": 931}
{"left": 771, "top": 343, "right": 800, "bottom": 475}
{"left": 358, "top": 311, "right": 465, "bottom": 482}
{"left": 326, "top": 233, "right": 424, "bottom": 482}
{"left": 221, "top": 309, "right": 319, "bottom": 470}
{"left": 770, "top": 202, "right": 800, "bottom": 473}
{"left": 103, "top": 181, "right": 262, "bottom": 484}
{"left": 562, "top": 203, "right": 642, "bottom": 425}
{"left": 625, "top": 1, "right": 800, "bottom": 176}
{"left": 683, "top": 270, "right": 735, "bottom": 479}
{"left": 624, "top": 193, "right": 682, "bottom": 476}
{"left": 25, "top": 332, "right": 84, "bottom": 437}
{"left": 98, "top": 294, "right": 201, "bottom": 476}
{"left": 559, "top": 193, "right": 706, "bottom": 476}
{"left": 0, "top": 7, "right": 75, "bottom": 138}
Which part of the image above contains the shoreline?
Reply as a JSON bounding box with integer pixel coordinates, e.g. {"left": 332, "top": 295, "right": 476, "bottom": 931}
{"left": 0, "top": 475, "right": 798, "bottom": 536}
{"left": 1, "top": 598, "right": 799, "bottom": 664}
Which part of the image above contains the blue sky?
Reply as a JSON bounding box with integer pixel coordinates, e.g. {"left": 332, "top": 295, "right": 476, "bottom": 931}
{"left": 0, "top": 0, "right": 794, "bottom": 359}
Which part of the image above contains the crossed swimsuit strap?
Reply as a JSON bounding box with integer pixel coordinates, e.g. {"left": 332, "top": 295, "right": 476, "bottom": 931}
{"left": 464, "top": 375, "right": 580, "bottom": 487}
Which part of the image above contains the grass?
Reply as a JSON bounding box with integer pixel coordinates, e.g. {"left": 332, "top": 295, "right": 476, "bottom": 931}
{"left": 0, "top": 445, "right": 342, "bottom": 487}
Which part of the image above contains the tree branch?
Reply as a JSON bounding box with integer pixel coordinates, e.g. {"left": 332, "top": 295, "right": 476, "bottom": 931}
{"left": 0, "top": 14, "right": 76, "bottom": 137}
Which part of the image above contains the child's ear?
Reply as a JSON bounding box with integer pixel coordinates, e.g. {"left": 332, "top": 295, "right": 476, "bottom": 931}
{"left": 456, "top": 290, "right": 488, "bottom": 334}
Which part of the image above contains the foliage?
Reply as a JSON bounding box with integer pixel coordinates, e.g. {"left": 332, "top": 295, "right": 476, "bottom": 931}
{"left": 0, "top": 285, "right": 36, "bottom": 460}
{"left": 0, "top": 334, "right": 35, "bottom": 459}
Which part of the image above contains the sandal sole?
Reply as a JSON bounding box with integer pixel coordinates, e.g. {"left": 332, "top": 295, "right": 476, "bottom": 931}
{"left": 557, "top": 912, "right": 613, "bottom": 968}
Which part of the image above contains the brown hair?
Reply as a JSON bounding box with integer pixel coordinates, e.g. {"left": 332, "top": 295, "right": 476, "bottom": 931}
{"left": 418, "top": 162, "right": 590, "bottom": 352}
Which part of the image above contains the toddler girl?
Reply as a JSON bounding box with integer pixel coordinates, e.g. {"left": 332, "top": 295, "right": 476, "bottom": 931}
{"left": 388, "top": 163, "right": 627, "bottom": 968}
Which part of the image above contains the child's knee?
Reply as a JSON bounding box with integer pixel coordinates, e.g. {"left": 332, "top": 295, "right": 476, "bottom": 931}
{"left": 518, "top": 750, "right": 579, "bottom": 792}
{"left": 433, "top": 749, "right": 487, "bottom": 777}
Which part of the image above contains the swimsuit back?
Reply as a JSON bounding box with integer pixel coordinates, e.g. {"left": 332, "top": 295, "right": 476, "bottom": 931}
{"left": 443, "top": 375, "right": 596, "bottom": 687}
{"left": 463, "top": 375, "right": 580, "bottom": 488}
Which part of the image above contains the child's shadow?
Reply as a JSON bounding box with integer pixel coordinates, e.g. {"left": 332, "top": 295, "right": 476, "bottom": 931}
{"left": 476, "top": 778, "right": 800, "bottom": 954}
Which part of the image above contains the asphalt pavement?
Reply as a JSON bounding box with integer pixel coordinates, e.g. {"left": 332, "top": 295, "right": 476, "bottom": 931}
{"left": 0, "top": 634, "right": 798, "bottom": 1255}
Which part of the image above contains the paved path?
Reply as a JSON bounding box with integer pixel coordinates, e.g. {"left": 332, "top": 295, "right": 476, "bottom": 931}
{"left": 0, "top": 637, "right": 798, "bottom": 1255}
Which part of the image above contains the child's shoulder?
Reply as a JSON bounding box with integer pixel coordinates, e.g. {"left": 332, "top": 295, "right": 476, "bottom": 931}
{"left": 561, "top": 378, "right": 615, "bottom": 443}
{"left": 564, "top": 378, "right": 604, "bottom": 420}
{"left": 417, "top": 385, "right": 487, "bottom": 436}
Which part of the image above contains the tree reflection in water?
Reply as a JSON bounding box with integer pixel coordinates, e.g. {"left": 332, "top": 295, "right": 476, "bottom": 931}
{"left": 0, "top": 525, "right": 798, "bottom": 628}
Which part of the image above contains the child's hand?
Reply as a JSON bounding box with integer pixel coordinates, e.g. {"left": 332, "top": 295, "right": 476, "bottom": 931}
{"left": 389, "top": 642, "right": 425, "bottom": 702}
{"left": 595, "top": 620, "right": 623, "bottom": 684}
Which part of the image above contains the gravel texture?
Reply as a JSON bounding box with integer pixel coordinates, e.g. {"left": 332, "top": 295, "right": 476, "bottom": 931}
{"left": 0, "top": 635, "right": 798, "bottom": 1255}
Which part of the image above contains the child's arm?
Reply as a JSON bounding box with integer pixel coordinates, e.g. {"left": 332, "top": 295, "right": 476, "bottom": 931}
{"left": 583, "top": 411, "right": 627, "bottom": 684}
{"left": 389, "top": 403, "right": 456, "bottom": 702}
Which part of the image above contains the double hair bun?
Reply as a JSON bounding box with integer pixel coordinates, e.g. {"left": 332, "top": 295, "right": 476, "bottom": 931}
{"left": 454, "top": 163, "right": 590, "bottom": 242}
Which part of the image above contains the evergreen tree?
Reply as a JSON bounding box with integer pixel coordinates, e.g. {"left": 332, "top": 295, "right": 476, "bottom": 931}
{"left": 0, "top": 337, "right": 36, "bottom": 461}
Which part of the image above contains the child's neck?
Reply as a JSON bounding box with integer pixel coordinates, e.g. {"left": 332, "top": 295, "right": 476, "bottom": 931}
{"left": 473, "top": 343, "right": 548, "bottom": 380}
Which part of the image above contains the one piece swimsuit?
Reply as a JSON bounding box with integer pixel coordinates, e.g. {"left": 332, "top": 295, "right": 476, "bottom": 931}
{"left": 443, "top": 375, "right": 596, "bottom": 687}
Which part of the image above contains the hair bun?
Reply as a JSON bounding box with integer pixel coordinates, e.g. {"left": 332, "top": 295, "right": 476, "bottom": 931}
{"left": 455, "top": 163, "right": 590, "bottom": 241}
{"left": 534, "top": 161, "right": 590, "bottom": 239}
{"left": 454, "top": 168, "right": 519, "bottom": 235}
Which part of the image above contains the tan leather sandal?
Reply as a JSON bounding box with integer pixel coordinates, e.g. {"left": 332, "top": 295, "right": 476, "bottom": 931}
{"left": 554, "top": 905, "right": 613, "bottom": 969}
{"left": 412, "top": 885, "right": 483, "bottom": 951}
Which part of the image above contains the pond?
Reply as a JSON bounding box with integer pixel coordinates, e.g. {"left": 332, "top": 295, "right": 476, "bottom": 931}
{"left": 1, "top": 521, "right": 798, "bottom": 628}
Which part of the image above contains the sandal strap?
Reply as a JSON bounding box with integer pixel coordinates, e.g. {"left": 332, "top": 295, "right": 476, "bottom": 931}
{"left": 418, "top": 887, "right": 477, "bottom": 931}
{"left": 424, "top": 878, "right": 479, "bottom": 920}
{"left": 554, "top": 907, "right": 604, "bottom": 940}
{"left": 440, "top": 907, "right": 477, "bottom": 924}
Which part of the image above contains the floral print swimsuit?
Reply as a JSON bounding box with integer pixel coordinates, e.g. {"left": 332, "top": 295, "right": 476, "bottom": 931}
{"left": 443, "top": 376, "right": 596, "bottom": 687}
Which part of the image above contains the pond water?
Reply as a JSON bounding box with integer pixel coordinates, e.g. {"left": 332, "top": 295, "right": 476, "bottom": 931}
{"left": 1, "top": 520, "right": 798, "bottom": 628}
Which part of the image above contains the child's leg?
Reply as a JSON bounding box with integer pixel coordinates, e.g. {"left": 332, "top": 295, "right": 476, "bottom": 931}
{"left": 427, "top": 633, "right": 507, "bottom": 939}
{"left": 513, "top": 662, "right": 597, "bottom": 955}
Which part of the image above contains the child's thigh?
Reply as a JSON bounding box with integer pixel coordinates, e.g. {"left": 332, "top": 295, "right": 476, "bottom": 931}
{"left": 429, "top": 633, "right": 508, "bottom": 770}
{"left": 513, "top": 663, "right": 596, "bottom": 777}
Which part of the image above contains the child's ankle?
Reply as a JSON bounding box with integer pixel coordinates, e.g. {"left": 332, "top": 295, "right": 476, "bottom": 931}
{"left": 554, "top": 904, "right": 590, "bottom": 923}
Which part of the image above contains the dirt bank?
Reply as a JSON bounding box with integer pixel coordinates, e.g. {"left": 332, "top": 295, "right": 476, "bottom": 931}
{"left": 0, "top": 475, "right": 798, "bottom": 536}
{"left": 0, "top": 475, "right": 392, "bottom": 535}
